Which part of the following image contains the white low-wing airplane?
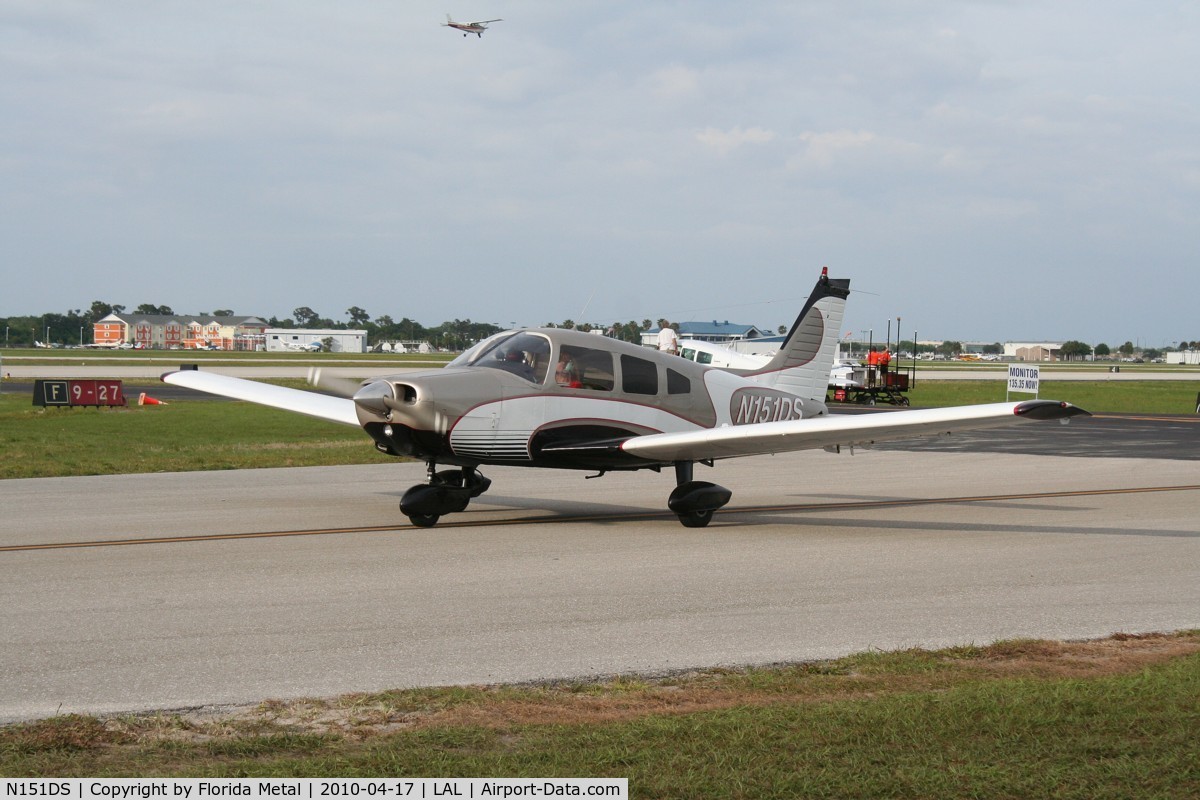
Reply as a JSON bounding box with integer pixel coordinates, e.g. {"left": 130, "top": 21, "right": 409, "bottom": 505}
{"left": 443, "top": 14, "right": 501, "bottom": 37}
{"left": 679, "top": 339, "right": 862, "bottom": 388}
{"left": 163, "top": 269, "right": 1088, "bottom": 528}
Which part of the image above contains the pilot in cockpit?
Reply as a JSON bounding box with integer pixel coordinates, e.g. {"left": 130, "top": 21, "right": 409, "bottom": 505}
{"left": 496, "top": 348, "right": 536, "bottom": 382}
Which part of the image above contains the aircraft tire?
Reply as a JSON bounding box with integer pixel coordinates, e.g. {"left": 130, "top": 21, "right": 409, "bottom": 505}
{"left": 408, "top": 513, "right": 440, "bottom": 528}
{"left": 677, "top": 510, "right": 714, "bottom": 528}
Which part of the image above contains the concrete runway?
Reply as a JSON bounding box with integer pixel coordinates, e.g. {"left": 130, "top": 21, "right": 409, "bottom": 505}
{"left": 2, "top": 433, "right": 1198, "bottom": 723}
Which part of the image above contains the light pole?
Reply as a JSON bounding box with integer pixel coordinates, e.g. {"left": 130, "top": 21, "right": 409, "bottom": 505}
{"left": 913, "top": 330, "right": 918, "bottom": 388}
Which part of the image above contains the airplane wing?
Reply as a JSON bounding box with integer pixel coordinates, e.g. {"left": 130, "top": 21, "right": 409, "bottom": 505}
{"left": 162, "top": 370, "right": 359, "bottom": 426}
{"left": 620, "top": 400, "right": 1089, "bottom": 463}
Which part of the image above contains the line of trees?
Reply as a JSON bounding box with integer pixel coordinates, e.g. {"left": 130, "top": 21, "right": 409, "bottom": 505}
{"left": 3, "top": 301, "right": 1193, "bottom": 356}
{"left": 0, "top": 302, "right": 507, "bottom": 350}
{"left": 0, "top": 302, "right": 673, "bottom": 349}
{"left": 847, "top": 339, "right": 1174, "bottom": 362}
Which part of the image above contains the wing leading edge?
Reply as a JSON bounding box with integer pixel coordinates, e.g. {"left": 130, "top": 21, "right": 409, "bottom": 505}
{"left": 162, "top": 370, "right": 359, "bottom": 426}
{"left": 620, "top": 400, "right": 1089, "bottom": 463}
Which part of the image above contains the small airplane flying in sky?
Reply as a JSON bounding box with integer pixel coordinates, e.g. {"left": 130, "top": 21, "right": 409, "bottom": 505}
{"left": 164, "top": 269, "right": 1088, "bottom": 528}
{"left": 443, "top": 14, "right": 501, "bottom": 37}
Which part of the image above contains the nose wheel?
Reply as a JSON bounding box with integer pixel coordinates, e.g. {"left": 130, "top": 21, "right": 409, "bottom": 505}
{"left": 400, "top": 463, "right": 491, "bottom": 527}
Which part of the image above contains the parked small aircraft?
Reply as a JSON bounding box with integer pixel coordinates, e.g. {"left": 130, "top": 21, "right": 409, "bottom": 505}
{"left": 678, "top": 339, "right": 862, "bottom": 389}
{"left": 164, "top": 269, "right": 1087, "bottom": 528}
{"left": 443, "top": 14, "right": 501, "bottom": 37}
{"left": 283, "top": 340, "right": 323, "bottom": 352}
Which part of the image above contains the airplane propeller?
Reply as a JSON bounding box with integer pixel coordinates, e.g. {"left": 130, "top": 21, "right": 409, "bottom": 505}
{"left": 306, "top": 367, "right": 365, "bottom": 399}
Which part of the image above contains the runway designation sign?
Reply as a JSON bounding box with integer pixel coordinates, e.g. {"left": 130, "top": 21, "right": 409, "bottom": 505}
{"left": 1007, "top": 364, "right": 1040, "bottom": 397}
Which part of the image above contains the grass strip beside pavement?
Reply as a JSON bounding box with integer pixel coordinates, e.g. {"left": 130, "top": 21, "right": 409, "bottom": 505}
{"left": 0, "top": 393, "right": 388, "bottom": 479}
{"left": 2, "top": 632, "right": 1198, "bottom": 798}
{"left": 893, "top": 379, "right": 1200, "bottom": 415}
{"left": 3, "top": 378, "right": 1198, "bottom": 480}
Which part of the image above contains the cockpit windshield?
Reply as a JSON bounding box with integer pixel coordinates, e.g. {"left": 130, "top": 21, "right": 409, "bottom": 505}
{"left": 448, "top": 331, "right": 552, "bottom": 384}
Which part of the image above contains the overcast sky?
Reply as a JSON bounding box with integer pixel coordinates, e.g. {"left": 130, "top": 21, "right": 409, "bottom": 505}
{"left": 3, "top": 2, "right": 1197, "bottom": 345}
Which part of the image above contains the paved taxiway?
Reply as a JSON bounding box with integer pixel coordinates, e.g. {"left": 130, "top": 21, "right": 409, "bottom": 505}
{"left": 2, "top": 419, "right": 1198, "bottom": 723}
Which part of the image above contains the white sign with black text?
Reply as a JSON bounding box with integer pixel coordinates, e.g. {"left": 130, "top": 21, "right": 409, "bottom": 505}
{"left": 1007, "top": 364, "right": 1040, "bottom": 397}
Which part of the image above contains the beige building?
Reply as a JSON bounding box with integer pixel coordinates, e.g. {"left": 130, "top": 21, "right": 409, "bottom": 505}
{"left": 1003, "top": 342, "right": 1064, "bottom": 361}
{"left": 93, "top": 314, "right": 268, "bottom": 350}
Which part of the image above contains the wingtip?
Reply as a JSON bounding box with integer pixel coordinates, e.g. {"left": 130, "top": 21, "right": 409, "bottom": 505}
{"left": 1014, "top": 400, "right": 1091, "bottom": 420}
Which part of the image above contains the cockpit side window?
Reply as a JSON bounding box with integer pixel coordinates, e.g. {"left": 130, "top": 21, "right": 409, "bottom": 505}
{"left": 557, "top": 345, "right": 614, "bottom": 391}
{"left": 621, "top": 354, "right": 658, "bottom": 395}
{"left": 456, "top": 332, "right": 552, "bottom": 384}
{"left": 667, "top": 368, "right": 691, "bottom": 395}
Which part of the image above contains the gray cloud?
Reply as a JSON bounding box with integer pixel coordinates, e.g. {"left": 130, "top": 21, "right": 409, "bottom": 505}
{"left": 2, "top": 1, "right": 1197, "bottom": 345}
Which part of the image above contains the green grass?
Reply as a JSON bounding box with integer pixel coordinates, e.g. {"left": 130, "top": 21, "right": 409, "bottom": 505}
{"left": 0, "top": 393, "right": 389, "bottom": 479}
{"left": 0, "top": 350, "right": 454, "bottom": 370}
{"left": 886, "top": 379, "right": 1200, "bottom": 415}
{"left": 2, "top": 633, "right": 1197, "bottom": 796}
{"left": 2, "top": 377, "right": 1197, "bottom": 479}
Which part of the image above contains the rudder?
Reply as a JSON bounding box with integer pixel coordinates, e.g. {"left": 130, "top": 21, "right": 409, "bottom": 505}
{"left": 748, "top": 267, "right": 850, "bottom": 400}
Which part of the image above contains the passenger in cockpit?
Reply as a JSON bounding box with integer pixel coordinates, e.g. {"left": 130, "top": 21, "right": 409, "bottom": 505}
{"left": 555, "top": 351, "right": 582, "bottom": 388}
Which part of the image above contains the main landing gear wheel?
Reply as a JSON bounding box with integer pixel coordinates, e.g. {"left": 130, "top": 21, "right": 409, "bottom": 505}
{"left": 676, "top": 509, "right": 714, "bottom": 528}
{"left": 667, "top": 462, "right": 731, "bottom": 528}
{"left": 408, "top": 513, "right": 439, "bottom": 528}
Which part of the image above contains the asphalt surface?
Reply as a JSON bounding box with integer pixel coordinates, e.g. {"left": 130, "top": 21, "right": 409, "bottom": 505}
{"left": 3, "top": 366, "right": 1198, "bottom": 722}
{"left": 868, "top": 410, "right": 1200, "bottom": 460}
{"left": 2, "top": 415, "right": 1198, "bottom": 723}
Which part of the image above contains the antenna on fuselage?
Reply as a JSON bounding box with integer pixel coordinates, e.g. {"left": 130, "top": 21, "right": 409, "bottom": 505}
{"left": 577, "top": 287, "right": 596, "bottom": 324}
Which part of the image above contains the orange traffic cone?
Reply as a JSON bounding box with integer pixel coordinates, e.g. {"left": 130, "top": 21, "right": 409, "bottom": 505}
{"left": 138, "top": 393, "right": 166, "bottom": 406}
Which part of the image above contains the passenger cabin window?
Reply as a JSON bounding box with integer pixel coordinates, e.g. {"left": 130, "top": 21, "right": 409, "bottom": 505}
{"left": 621, "top": 354, "right": 658, "bottom": 395}
{"left": 667, "top": 368, "right": 690, "bottom": 395}
{"left": 557, "top": 345, "right": 614, "bottom": 391}
{"left": 451, "top": 331, "right": 552, "bottom": 384}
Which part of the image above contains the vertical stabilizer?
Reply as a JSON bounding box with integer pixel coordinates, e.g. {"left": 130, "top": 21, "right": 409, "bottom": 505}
{"left": 748, "top": 267, "right": 850, "bottom": 400}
